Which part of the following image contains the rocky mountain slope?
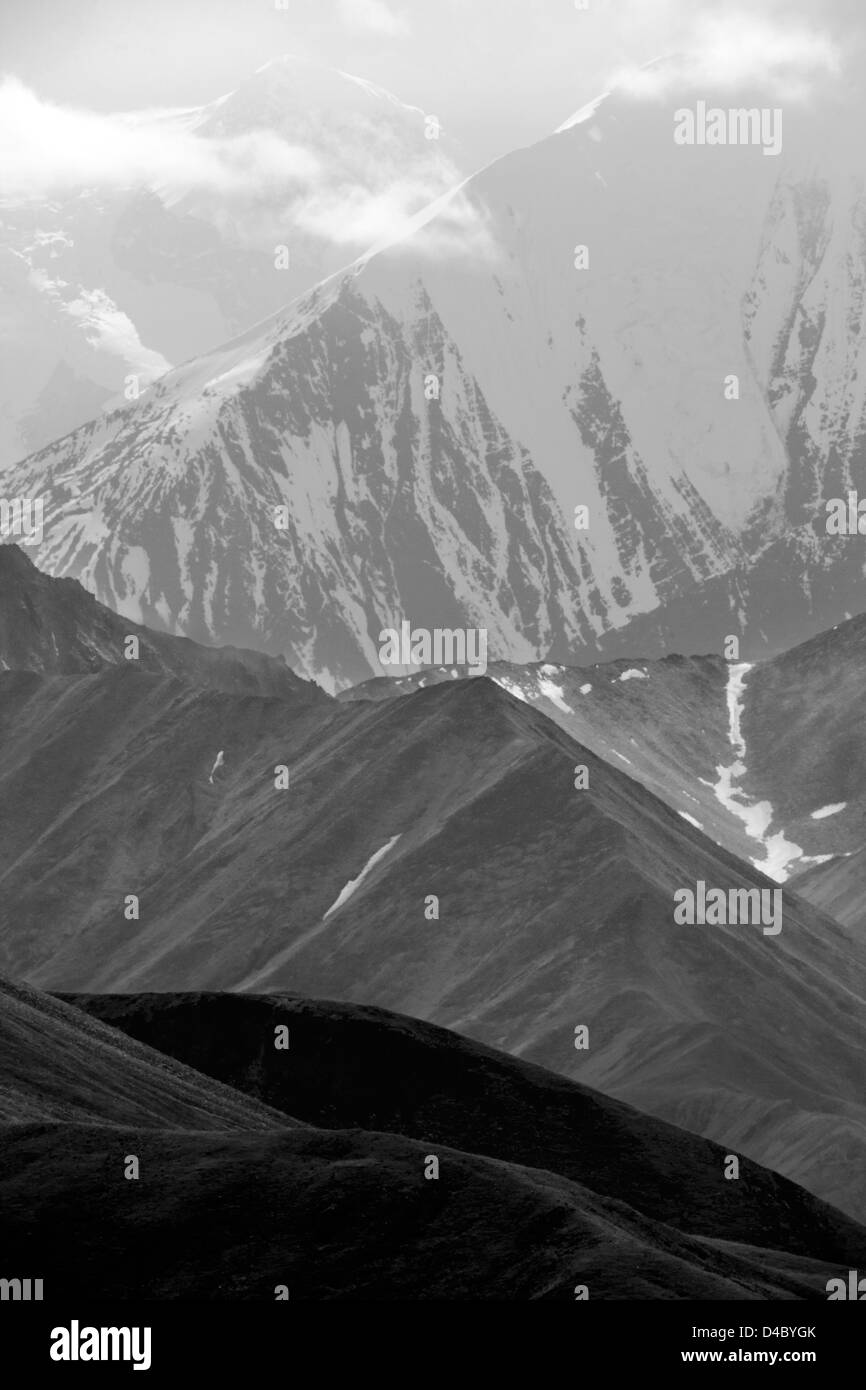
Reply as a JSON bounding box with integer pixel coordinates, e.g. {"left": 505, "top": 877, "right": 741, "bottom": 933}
{"left": 792, "top": 849, "right": 866, "bottom": 934}
{"left": 742, "top": 614, "right": 866, "bottom": 866}
{"left": 0, "top": 543, "right": 327, "bottom": 698}
{"left": 341, "top": 606, "right": 866, "bottom": 883}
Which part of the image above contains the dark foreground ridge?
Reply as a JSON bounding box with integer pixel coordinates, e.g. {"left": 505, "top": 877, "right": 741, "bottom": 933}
{"left": 36, "top": 988, "right": 862, "bottom": 1300}
{"left": 2, "top": 974, "right": 864, "bottom": 1298}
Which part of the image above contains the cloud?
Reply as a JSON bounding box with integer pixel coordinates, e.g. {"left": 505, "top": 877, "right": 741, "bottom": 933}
{"left": 61, "top": 288, "right": 173, "bottom": 377}
{"left": 0, "top": 76, "right": 486, "bottom": 262}
{"left": 605, "top": 4, "right": 842, "bottom": 98}
{"left": 294, "top": 177, "right": 498, "bottom": 261}
{"left": 337, "top": 0, "right": 409, "bottom": 38}
{"left": 0, "top": 78, "right": 321, "bottom": 199}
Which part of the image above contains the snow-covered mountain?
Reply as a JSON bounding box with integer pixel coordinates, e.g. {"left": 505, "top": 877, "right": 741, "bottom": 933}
{"left": 6, "top": 80, "right": 866, "bottom": 688}
{"left": 0, "top": 55, "right": 460, "bottom": 466}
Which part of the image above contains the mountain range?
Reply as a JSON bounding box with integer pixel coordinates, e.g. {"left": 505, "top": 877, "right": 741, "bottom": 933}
{"left": 3, "top": 42, "right": 865, "bottom": 1304}
{"left": 3, "top": 78, "right": 866, "bottom": 687}
{"left": 1, "top": 548, "right": 863, "bottom": 1229}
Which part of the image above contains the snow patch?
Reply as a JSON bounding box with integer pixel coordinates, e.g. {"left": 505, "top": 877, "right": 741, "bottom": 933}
{"left": 537, "top": 676, "right": 573, "bottom": 713}
{"left": 323, "top": 835, "right": 401, "bottom": 921}
{"left": 619, "top": 668, "right": 648, "bottom": 682}
{"left": 556, "top": 92, "right": 609, "bottom": 133}
{"left": 204, "top": 350, "right": 270, "bottom": 394}
{"left": 713, "top": 664, "right": 802, "bottom": 882}
{"left": 678, "top": 811, "right": 704, "bottom": 829}
{"left": 810, "top": 802, "right": 847, "bottom": 820}
{"left": 493, "top": 677, "right": 528, "bottom": 703}
{"left": 579, "top": 683, "right": 592, "bottom": 694}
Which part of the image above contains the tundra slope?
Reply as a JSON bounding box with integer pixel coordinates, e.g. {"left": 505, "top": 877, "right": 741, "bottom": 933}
{"left": 3, "top": 981, "right": 862, "bottom": 1300}
{"left": 4, "top": 1124, "right": 850, "bottom": 1300}
{"left": 68, "top": 990, "right": 866, "bottom": 1270}
{"left": 6, "top": 86, "right": 866, "bottom": 687}
{"left": 0, "top": 973, "right": 290, "bottom": 1130}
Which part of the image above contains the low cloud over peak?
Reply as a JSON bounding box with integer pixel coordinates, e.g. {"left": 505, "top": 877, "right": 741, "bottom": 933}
{"left": 605, "top": 4, "right": 842, "bottom": 100}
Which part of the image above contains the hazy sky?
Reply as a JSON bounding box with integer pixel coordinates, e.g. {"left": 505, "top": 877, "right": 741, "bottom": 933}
{"left": 1, "top": 0, "right": 862, "bottom": 170}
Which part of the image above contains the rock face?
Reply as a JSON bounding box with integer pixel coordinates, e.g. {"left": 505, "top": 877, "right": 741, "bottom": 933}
{"left": 5, "top": 85, "right": 866, "bottom": 689}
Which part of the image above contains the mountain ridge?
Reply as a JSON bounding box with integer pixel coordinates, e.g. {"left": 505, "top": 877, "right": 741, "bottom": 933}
{"left": 0, "top": 543, "right": 327, "bottom": 701}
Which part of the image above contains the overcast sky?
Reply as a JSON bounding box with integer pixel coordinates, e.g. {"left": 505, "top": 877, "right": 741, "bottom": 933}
{"left": 1, "top": 0, "right": 862, "bottom": 171}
